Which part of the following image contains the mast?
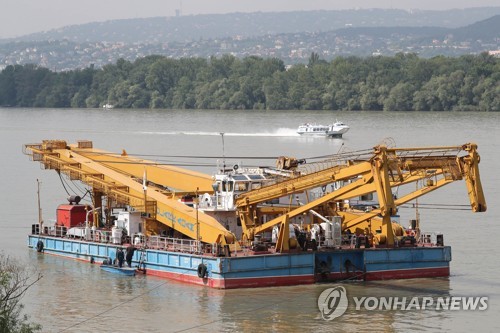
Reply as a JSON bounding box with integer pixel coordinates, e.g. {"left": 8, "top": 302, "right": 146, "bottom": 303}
{"left": 220, "top": 132, "right": 226, "bottom": 171}
{"left": 196, "top": 187, "right": 200, "bottom": 253}
{"left": 37, "top": 179, "right": 43, "bottom": 233}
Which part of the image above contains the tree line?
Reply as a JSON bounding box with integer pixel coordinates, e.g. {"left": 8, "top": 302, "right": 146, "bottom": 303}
{"left": 0, "top": 53, "right": 498, "bottom": 111}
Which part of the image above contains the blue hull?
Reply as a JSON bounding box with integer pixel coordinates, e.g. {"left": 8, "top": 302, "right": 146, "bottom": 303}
{"left": 29, "top": 235, "right": 451, "bottom": 289}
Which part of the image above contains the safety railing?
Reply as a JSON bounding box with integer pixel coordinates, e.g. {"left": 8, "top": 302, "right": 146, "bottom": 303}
{"left": 147, "top": 236, "right": 201, "bottom": 253}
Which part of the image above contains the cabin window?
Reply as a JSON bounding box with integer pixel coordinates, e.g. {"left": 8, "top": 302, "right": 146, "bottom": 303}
{"left": 251, "top": 182, "right": 262, "bottom": 190}
{"left": 222, "top": 180, "right": 234, "bottom": 192}
{"left": 235, "top": 182, "right": 248, "bottom": 191}
{"left": 248, "top": 175, "right": 264, "bottom": 180}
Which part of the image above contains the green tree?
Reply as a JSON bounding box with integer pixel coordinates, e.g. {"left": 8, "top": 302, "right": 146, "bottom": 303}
{"left": 308, "top": 52, "right": 320, "bottom": 67}
{"left": 194, "top": 80, "right": 220, "bottom": 109}
{"left": 384, "top": 82, "right": 416, "bottom": 111}
{"left": 0, "top": 253, "right": 42, "bottom": 332}
{"left": 413, "top": 77, "right": 443, "bottom": 111}
{"left": 71, "top": 87, "right": 90, "bottom": 108}
{"left": 150, "top": 91, "right": 167, "bottom": 109}
{"left": 11, "top": 64, "right": 53, "bottom": 107}
{"left": 263, "top": 71, "right": 292, "bottom": 110}
{"left": 227, "top": 91, "right": 250, "bottom": 109}
{"left": 145, "top": 58, "right": 180, "bottom": 96}
{"left": 321, "top": 82, "right": 338, "bottom": 110}
{"left": 0, "top": 65, "right": 18, "bottom": 106}
{"left": 457, "top": 75, "right": 478, "bottom": 109}
{"left": 359, "top": 82, "right": 382, "bottom": 111}
{"left": 128, "top": 84, "right": 150, "bottom": 108}
{"left": 436, "top": 70, "right": 464, "bottom": 111}
{"left": 172, "top": 77, "right": 196, "bottom": 109}
{"left": 474, "top": 77, "right": 500, "bottom": 111}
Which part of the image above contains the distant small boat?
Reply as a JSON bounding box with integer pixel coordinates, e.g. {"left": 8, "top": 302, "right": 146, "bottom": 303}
{"left": 102, "top": 103, "right": 114, "bottom": 109}
{"left": 297, "top": 121, "right": 349, "bottom": 137}
{"left": 100, "top": 264, "right": 136, "bottom": 276}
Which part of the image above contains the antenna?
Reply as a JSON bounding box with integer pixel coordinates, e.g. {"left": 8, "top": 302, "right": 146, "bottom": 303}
{"left": 220, "top": 132, "right": 226, "bottom": 171}
{"left": 176, "top": 0, "right": 183, "bottom": 17}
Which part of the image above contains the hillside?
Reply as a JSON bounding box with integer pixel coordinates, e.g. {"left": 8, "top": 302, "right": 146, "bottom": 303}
{"left": 2, "top": 7, "right": 500, "bottom": 44}
{"left": 0, "top": 9, "right": 499, "bottom": 71}
{"left": 453, "top": 15, "right": 500, "bottom": 40}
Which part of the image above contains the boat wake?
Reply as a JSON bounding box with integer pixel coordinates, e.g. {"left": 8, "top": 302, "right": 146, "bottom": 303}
{"left": 140, "top": 128, "right": 300, "bottom": 137}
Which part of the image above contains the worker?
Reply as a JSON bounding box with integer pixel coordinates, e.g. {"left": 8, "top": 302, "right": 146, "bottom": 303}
{"left": 125, "top": 245, "right": 136, "bottom": 267}
{"left": 116, "top": 248, "right": 125, "bottom": 268}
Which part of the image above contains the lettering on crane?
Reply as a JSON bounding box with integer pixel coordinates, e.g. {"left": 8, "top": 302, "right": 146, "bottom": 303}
{"left": 157, "top": 209, "right": 195, "bottom": 232}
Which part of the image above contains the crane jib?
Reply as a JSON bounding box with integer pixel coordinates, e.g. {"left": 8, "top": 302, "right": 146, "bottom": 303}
{"left": 157, "top": 209, "right": 195, "bottom": 232}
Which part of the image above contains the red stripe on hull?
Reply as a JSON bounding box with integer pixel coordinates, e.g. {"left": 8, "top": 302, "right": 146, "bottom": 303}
{"left": 39, "top": 250, "right": 98, "bottom": 264}
{"left": 364, "top": 267, "right": 450, "bottom": 281}
{"left": 222, "top": 275, "right": 315, "bottom": 289}
{"left": 317, "top": 267, "right": 450, "bottom": 283}
{"left": 145, "top": 269, "right": 225, "bottom": 288}
{"left": 145, "top": 269, "right": 316, "bottom": 289}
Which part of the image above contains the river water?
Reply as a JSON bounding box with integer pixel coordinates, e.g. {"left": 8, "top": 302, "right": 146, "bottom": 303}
{"left": 0, "top": 108, "right": 498, "bottom": 332}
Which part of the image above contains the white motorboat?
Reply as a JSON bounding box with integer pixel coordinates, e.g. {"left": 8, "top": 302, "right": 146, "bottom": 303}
{"left": 297, "top": 121, "right": 349, "bottom": 137}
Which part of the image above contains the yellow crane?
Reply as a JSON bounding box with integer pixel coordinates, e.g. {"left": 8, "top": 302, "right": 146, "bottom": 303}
{"left": 24, "top": 140, "right": 236, "bottom": 246}
{"left": 236, "top": 143, "right": 486, "bottom": 250}
{"left": 24, "top": 140, "right": 485, "bottom": 253}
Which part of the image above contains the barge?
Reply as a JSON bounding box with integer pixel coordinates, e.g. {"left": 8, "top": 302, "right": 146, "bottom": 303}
{"left": 24, "top": 140, "right": 485, "bottom": 289}
{"left": 28, "top": 233, "right": 451, "bottom": 288}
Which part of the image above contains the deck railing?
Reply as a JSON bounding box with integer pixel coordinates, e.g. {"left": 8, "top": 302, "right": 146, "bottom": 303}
{"left": 145, "top": 236, "right": 201, "bottom": 253}
{"left": 31, "top": 224, "right": 254, "bottom": 256}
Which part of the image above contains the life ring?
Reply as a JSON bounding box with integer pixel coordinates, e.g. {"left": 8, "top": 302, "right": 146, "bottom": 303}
{"left": 36, "top": 240, "right": 44, "bottom": 253}
{"left": 197, "top": 263, "right": 208, "bottom": 278}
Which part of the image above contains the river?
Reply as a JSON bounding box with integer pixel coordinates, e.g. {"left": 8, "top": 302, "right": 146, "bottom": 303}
{"left": 0, "top": 108, "right": 498, "bottom": 332}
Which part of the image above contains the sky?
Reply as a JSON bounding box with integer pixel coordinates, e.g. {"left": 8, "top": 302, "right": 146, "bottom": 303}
{"left": 1, "top": 0, "right": 499, "bottom": 39}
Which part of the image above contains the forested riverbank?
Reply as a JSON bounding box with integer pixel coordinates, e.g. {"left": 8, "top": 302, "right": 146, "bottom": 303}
{"left": 0, "top": 53, "right": 498, "bottom": 111}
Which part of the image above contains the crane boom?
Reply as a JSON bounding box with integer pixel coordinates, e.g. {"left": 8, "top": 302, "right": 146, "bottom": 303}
{"left": 24, "top": 140, "right": 236, "bottom": 246}
{"left": 238, "top": 143, "right": 486, "bottom": 248}
{"left": 67, "top": 144, "right": 215, "bottom": 192}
